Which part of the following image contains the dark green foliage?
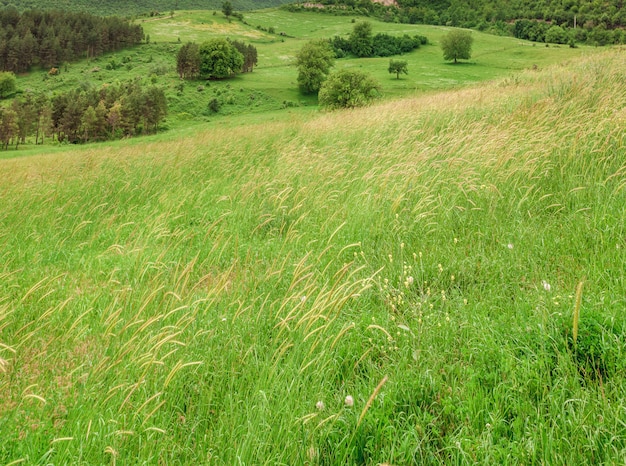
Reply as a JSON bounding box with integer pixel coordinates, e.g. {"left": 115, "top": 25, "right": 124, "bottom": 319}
{"left": 222, "top": 0, "right": 233, "bottom": 19}
{"left": 440, "top": 29, "right": 473, "bottom": 63}
{"left": 295, "top": 40, "right": 335, "bottom": 95}
{"left": 198, "top": 38, "right": 243, "bottom": 79}
{"left": 176, "top": 42, "right": 200, "bottom": 79}
{"left": 0, "top": 71, "right": 17, "bottom": 98}
{"left": 545, "top": 25, "right": 569, "bottom": 44}
{"left": 230, "top": 40, "right": 258, "bottom": 73}
{"left": 298, "top": 0, "right": 626, "bottom": 46}
{"left": 208, "top": 97, "right": 221, "bottom": 113}
{"left": 388, "top": 59, "right": 408, "bottom": 79}
{"left": 331, "top": 28, "right": 427, "bottom": 58}
{"left": 318, "top": 69, "right": 381, "bottom": 110}
{"left": 0, "top": 80, "right": 167, "bottom": 147}
{"left": 5, "top": 0, "right": 295, "bottom": 16}
{"left": 0, "top": 8, "right": 143, "bottom": 73}
{"left": 349, "top": 21, "right": 374, "bottom": 58}
{"left": 0, "top": 107, "right": 18, "bottom": 149}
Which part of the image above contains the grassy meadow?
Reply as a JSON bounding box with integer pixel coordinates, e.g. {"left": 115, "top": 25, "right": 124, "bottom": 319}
{"left": 10, "top": 8, "right": 591, "bottom": 140}
{"left": 2, "top": 37, "right": 626, "bottom": 463}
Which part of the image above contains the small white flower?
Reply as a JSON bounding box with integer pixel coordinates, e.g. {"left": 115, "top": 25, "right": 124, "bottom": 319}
{"left": 542, "top": 280, "right": 551, "bottom": 292}
{"left": 316, "top": 401, "right": 325, "bottom": 411}
{"left": 507, "top": 243, "right": 514, "bottom": 250}
{"left": 300, "top": 295, "right": 307, "bottom": 303}
{"left": 406, "top": 276, "right": 414, "bottom": 286}
{"left": 344, "top": 395, "right": 354, "bottom": 407}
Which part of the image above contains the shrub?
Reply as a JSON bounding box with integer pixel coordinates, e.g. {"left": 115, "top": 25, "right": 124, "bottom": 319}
{"left": 318, "top": 69, "right": 381, "bottom": 110}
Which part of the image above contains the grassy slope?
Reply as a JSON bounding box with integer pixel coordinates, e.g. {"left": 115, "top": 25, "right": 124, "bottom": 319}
{"left": 1, "top": 49, "right": 626, "bottom": 463}
{"left": 11, "top": 0, "right": 295, "bottom": 15}
{"left": 12, "top": 9, "right": 589, "bottom": 138}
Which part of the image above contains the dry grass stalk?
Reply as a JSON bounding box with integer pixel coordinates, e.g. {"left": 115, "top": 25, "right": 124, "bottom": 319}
{"left": 573, "top": 281, "right": 584, "bottom": 345}
{"left": 357, "top": 375, "right": 389, "bottom": 428}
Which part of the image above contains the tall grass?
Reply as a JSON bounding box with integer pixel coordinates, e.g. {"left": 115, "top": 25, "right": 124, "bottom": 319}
{"left": 1, "top": 49, "right": 625, "bottom": 464}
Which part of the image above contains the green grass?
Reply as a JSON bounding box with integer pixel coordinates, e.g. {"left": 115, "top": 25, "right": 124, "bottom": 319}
{"left": 1, "top": 48, "right": 626, "bottom": 464}
{"left": 9, "top": 8, "right": 591, "bottom": 141}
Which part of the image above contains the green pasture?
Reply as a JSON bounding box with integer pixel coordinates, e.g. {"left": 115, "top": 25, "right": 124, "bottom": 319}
{"left": 1, "top": 49, "right": 626, "bottom": 464}
{"left": 9, "top": 7, "right": 592, "bottom": 141}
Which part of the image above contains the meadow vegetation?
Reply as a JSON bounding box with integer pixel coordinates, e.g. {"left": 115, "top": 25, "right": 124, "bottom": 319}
{"left": 1, "top": 45, "right": 625, "bottom": 463}
{"left": 3, "top": 8, "right": 590, "bottom": 145}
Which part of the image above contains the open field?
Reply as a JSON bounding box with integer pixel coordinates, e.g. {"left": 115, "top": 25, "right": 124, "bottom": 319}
{"left": 9, "top": 8, "right": 592, "bottom": 142}
{"left": 1, "top": 46, "right": 626, "bottom": 463}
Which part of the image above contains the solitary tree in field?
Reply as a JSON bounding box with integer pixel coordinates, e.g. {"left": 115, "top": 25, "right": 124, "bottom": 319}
{"left": 388, "top": 59, "right": 408, "bottom": 79}
{"left": 296, "top": 40, "right": 335, "bottom": 94}
{"left": 318, "top": 69, "right": 381, "bottom": 110}
{"left": 441, "top": 29, "right": 473, "bottom": 63}
{"left": 222, "top": 1, "right": 233, "bottom": 20}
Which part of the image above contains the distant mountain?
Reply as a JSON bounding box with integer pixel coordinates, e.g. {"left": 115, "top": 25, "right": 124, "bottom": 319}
{"left": 6, "top": 0, "right": 297, "bottom": 16}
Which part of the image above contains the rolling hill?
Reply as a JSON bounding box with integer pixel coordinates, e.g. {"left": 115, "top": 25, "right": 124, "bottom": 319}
{"left": 1, "top": 47, "right": 625, "bottom": 463}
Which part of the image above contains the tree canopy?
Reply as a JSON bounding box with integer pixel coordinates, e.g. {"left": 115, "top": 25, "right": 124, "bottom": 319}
{"left": 318, "top": 69, "right": 381, "bottom": 110}
{"left": 0, "top": 8, "right": 143, "bottom": 73}
{"left": 286, "top": 0, "right": 626, "bottom": 46}
{"left": 440, "top": 29, "right": 473, "bottom": 64}
{"left": 198, "top": 39, "right": 244, "bottom": 79}
{"left": 296, "top": 40, "right": 335, "bottom": 95}
{"left": 349, "top": 21, "right": 374, "bottom": 58}
{"left": 388, "top": 59, "right": 408, "bottom": 79}
{"left": 0, "top": 72, "right": 17, "bottom": 98}
{"left": 177, "top": 39, "right": 256, "bottom": 80}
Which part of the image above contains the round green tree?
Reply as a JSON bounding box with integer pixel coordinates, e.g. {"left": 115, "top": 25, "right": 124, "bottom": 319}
{"left": 198, "top": 38, "right": 243, "bottom": 79}
{"left": 318, "top": 69, "right": 381, "bottom": 110}
{"left": 440, "top": 29, "right": 473, "bottom": 64}
{"left": 388, "top": 59, "right": 408, "bottom": 79}
{"left": 0, "top": 72, "right": 17, "bottom": 99}
{"left": 296, "top": 40, "right": 335, "bottom": 94}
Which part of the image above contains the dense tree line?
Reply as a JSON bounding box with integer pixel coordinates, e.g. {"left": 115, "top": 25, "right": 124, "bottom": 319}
{"left": 329, "top": 21, "right": 428, "bottom": 58}
{"left": 0, "top": 80, "right": 167, "bottom": 148}
{"left": 0, "top": 6, "right": 144, "bottom": 73}
{"left": 284, "top": 0, "right": 626, "bottom": 45}
{"left": 5, "top": 0, "right": 294, "bottom": 17}
{"left": 176, "top": 39, "right": 257, "bottom": 80}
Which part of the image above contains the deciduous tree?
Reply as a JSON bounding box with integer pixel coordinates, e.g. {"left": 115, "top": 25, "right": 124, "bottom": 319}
{"left": 296, "top": 40, "right": 335, "bottom": 94}
{"left": 222, "top": 1, "right": 233, "bottom": 20}
{"left": 318, "top": 69, "right": 381, "bottom": 110}
{"left": 198, "top": 38, "right": 243, "bottom": 79}
{"left": 350, "top": 21, "right": 374, "bottom": 58}
{"left": 440, "top": 29, "right": 473, "bottom": 63}
{"left": 388, "top": 59, "right": 408, "bottom": 79}
{"left": 0, "top": 71, "right": 16, "bottom": 98}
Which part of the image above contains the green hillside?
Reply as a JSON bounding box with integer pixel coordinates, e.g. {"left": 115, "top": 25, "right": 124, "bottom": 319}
{"left": 1, "top": 48, "right": 625, "bottom": 463}
{"left": 9, "top": 0, "right": 295, "bottom": 16}
{"left": 6, "top": 9, "right": 589, "bottom": 147}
